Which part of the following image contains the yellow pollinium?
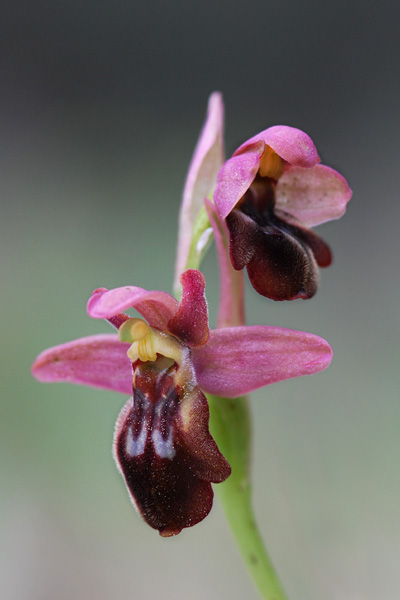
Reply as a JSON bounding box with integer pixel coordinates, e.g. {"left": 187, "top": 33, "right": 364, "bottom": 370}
{"left": 118, "top": 318, "right": 157, "bottom": 362}
{"left": 118, "top": 318, "right": 185, "bottom": 365}
{"left": 258, "top": 145, "right": 284, "bottom": 180}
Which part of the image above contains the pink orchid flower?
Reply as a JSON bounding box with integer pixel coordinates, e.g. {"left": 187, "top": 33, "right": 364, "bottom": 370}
{"left": 32, "top": 269, "right": 332, "bottom": 537}
{"left": 214, "top": 126, "right": 352, "bottom": 301}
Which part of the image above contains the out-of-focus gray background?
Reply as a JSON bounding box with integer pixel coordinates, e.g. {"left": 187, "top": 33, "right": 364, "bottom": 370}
{"left": 1, "top": 1, "right": 399, "bottom": 599}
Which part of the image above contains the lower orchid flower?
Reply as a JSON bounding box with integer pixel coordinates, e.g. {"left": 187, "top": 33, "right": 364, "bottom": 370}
{"left": 32, "top": 269, "right": 332, "bottom": 537}
{"left": 214, "top": 126, "right": 352, "bottom": 301}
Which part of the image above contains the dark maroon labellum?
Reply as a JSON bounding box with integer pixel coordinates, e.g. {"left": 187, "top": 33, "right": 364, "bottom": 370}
{"left": 114, "top": 357, "right": 230, "bottom": 536}
{"left": 226, "top": 175, "right": 332, "bottom": 301}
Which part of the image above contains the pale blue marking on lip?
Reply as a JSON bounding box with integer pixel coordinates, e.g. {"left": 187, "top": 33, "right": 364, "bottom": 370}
{"left": 125, "top": 423, "right": 148, "bottom": 457}
{"left": 152, "top": 427, "right": 176, "bottom": 459}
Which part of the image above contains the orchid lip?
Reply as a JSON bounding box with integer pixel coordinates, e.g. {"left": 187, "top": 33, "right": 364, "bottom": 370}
{"left": 225, "top": 174, "right": 332, "bottom": 301}
{"left": 113, "top": 357, "right": 230, "bottom": 536}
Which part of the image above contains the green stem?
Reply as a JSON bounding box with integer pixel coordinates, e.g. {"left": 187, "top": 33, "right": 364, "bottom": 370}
{"left": 207, "top": 393, "right": 289, "bottom": 600}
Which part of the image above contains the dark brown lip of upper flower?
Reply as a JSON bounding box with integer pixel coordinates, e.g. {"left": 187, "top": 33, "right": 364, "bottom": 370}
{"left": 226, "top": 175, "right": 332, "bottom": 301}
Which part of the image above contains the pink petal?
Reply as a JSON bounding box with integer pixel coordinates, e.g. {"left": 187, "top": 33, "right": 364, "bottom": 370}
{"left": 234, "top": 125, "right": 320, "bottom": 168}
{"left": 87, "top": 287, "right": 179, "bottom": 332}
{"left": 168, "top": 269, "right": 209, "bottom": 347}
{"left": 214, "top": 152, "right": 260, "bottom": 219}
{"left": 276, "top": 164, "right": 352, "bottom": 227}
{"left": 193, "top": 326, "right": 332, "bottom": 398}
{"left": 32, "top": 334, "right": 132, "bottom": 395}
{"left": 205, "top": 199, "right": 245, "bottom": 328}
{"left": 174, "top": 92, "right": 224, "bottom": 289}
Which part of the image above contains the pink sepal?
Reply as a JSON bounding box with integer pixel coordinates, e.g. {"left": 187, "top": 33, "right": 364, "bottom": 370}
{"left": 234, "top": 125, "right": 320, "bottom": 167}
{"left": 205, "top": 199, "right": 245, "bottom": 328}
{"left": 174, "top": 92, "right": 224, "bottom": 288}
{"left": 193, "top": 326, "right": 332, "bottom": 398}
{"left": 32, "top": 334, "right": 132, "bottom": 395}
{"left": 214, "top": 151, "right": 260, "bottom": 219}
{"left": 276, "top": 164, "right": 353, "bottom": 227}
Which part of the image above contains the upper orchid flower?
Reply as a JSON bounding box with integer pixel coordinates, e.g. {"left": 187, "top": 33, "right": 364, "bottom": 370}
{"left": 214, "top": 126, "right": 352, "bottom": 301}
{"left": 32, "top": 269, "right": 333, "bottom": 536}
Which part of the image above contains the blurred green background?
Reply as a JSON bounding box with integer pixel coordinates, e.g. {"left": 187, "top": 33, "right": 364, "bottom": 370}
{"left": 1, "top": 1, "right": 399, "bottom": 599}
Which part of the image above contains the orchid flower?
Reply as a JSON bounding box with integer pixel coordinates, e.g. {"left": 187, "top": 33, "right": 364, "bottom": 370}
{"left": 214, "top": 126, "right": 352, "bottom": 301}
{"left": 32, "top": 269, "right": 332, "bottom": 537}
